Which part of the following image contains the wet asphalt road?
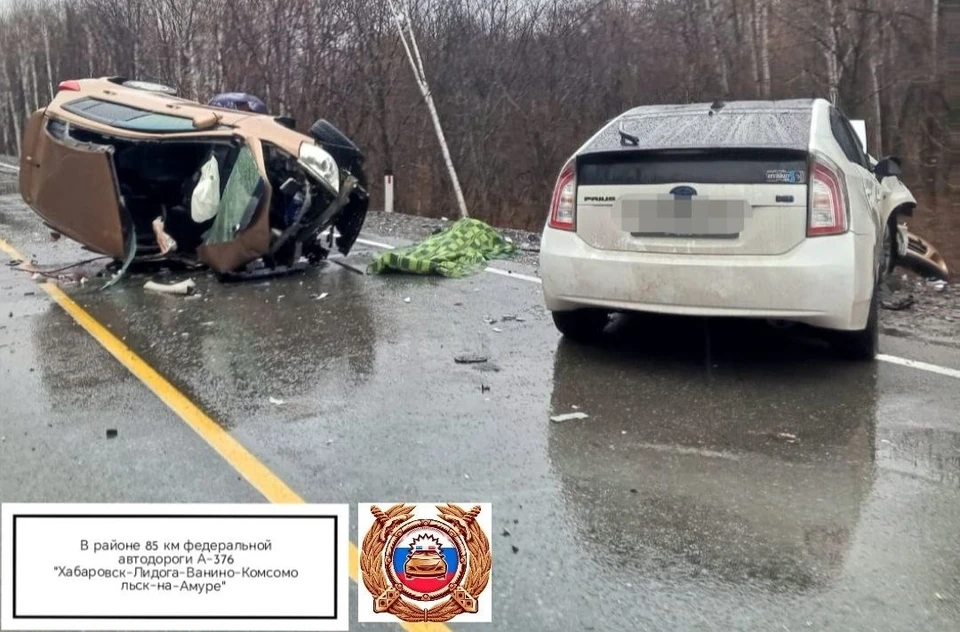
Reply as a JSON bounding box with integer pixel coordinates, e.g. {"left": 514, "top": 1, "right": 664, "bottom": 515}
{"left": 2, "top": 194, "right": 960, "bottom": 631}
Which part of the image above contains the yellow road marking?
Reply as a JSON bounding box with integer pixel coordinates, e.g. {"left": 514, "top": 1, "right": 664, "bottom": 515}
{"left": 0, "top": 236, "right": 451, "bottom": 632}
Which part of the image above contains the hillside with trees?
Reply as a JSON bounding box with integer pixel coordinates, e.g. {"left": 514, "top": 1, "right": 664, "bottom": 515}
{"left": 0, "top": 0, "right": 955, "bottom": 261}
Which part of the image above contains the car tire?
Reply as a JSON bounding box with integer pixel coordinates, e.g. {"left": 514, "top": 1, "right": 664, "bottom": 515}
{"left": 551, "top": 309, "right": 610, "bottom": 342}
{"left": 833, "top": 285, "right": 879, "bottom": 361}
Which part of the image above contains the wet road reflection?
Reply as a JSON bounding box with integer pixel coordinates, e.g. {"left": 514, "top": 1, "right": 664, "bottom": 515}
{"left": 548, "top": 315, "right": 877, "bottom": 592}
{"left": 34, "top": 266, "right": 377, "bottom": 426}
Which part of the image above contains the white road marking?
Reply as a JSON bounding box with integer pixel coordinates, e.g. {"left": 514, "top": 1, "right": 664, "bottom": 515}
{"left": 482, "top": 267, "right": 542, "bottom": 284}
{"left": 0, "top": 162, "right": 19, "bottom": 174}
{"left": 876, "top": 354, "right": 960, "bottom": 380}
{"left": 354, "top": 236, "right": 397, "bottom": 250}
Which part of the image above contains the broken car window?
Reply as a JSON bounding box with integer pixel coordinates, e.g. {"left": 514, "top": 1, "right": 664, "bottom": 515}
{"left": 202, "top": 145, "right": 264, "bottom": 245}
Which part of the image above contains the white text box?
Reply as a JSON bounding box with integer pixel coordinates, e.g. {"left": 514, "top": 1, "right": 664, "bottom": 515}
{"left": 0, "top": 503, "right": 348, "bottom": 631}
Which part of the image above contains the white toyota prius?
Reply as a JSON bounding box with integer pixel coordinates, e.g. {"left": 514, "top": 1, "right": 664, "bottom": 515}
{"left": 540, "top": 99, "right": 916, "bottom": 359}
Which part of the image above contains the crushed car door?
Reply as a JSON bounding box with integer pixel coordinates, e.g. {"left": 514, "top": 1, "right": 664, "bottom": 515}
{"left": 20, "top": 111, "right": 130, "bottom": 259}
{"left": 196, "top": 141, "right": 272, "bottom": 273}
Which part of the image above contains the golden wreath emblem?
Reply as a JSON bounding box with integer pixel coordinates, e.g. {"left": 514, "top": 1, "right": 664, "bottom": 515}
{"left": 360, "top": 503, "right": 492, "bottom": 623}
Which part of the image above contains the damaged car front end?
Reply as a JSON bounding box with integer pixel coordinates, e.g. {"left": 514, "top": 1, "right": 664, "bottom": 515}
{"left": 19, "top": 77, "right": 369, "bottom": 284}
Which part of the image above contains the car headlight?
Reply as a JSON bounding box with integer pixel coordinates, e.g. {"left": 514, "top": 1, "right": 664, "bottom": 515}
{"left": 298, "top": 142, "right": 340, "bottom": 193}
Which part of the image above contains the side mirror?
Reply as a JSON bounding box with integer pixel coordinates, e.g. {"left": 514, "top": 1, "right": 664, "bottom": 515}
{"left": 874, "top": 156, "right": 902, "bottom": 181}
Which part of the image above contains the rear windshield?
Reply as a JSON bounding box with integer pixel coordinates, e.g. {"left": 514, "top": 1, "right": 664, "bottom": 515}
{"left": 582, "top": 102, "right": 813, "bottom": 155}
{"left": 62, "top": 97, "right": 195, "bottom": 133}
{"left": 578, "top": 149, "right": 809, "bottom": 186}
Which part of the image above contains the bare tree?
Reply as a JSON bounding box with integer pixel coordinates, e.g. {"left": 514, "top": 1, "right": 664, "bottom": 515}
{"left": 0, "top": 0, "right": 953, "bottom": 267}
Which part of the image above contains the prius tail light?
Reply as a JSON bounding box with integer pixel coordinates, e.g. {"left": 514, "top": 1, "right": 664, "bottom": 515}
{"left": 549, "top": 165, "right": 576, "bottom": 231}
{"left": 808, "top": 157, "right": 848, "bottom": 237}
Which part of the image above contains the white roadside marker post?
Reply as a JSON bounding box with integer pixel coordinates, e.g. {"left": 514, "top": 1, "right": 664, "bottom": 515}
{"left": 384, "top": 170, "right": 394, "bottom": 214}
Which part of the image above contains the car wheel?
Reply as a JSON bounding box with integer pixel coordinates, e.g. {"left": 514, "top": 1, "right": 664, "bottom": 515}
{"left": 551, "top": 309, "right": 610, "bottom": 342}
{"left": 833, "top": 284, "right": 879, "bottom": 361}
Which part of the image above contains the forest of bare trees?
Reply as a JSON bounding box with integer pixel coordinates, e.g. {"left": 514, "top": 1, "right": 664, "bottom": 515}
{"left": 0, "top": 0, "right": 955, "bottom": 250}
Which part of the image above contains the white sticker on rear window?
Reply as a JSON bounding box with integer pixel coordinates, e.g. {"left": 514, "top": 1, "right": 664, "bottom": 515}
{"left": 765, "top": 169, "right": 805, "bottom": 184}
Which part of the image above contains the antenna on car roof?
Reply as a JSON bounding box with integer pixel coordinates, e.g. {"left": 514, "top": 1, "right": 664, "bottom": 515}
{"left": 618, "top": 119, "right": 639, "bottom": 147}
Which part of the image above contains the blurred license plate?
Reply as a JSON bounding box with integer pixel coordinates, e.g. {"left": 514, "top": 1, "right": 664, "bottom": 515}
{"left": 615, "top": 196, "right": 750, "bottom": 237}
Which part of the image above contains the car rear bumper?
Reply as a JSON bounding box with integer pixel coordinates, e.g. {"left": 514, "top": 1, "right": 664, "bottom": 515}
{"left": 539, "top": 228, "right": 875, "bottom": 331}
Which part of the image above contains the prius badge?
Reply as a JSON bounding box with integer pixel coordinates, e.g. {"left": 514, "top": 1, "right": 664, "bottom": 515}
{"left": 670, "top": 185, "right": 698, "bottom": 199}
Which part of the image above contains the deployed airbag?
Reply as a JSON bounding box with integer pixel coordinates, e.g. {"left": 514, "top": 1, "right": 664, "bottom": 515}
{"left": 191, "top": 155, "right": 221, "bottom": 223}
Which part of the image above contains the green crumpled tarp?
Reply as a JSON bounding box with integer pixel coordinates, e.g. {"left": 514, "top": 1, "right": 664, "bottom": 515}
{"left": 368, "top": 218, "right": 517, "bottom": 277}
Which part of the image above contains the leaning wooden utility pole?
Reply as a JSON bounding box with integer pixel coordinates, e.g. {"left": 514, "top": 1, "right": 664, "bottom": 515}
{"left": 386, "top": 0, "right": 469, "bottom": 219}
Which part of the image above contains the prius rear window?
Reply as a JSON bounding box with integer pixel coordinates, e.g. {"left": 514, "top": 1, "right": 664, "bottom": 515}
{"left": 578, "top": 149, "right": 809, "bottom": 186}
{"left": 62, "top": 97, "right": 194, "bottom": 133}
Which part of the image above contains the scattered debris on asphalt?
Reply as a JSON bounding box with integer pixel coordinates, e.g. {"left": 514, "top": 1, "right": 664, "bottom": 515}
{"left": 144, "top": 279, "right": 196, "bottom": 296}
{"left": 268, "top": 397, "right": 285, "bottom": 406}
{"left": 520, "top": 235, "right": 540, "bottom": 254}
{"left": 313, "top": 292, "right": 329, "bottom": 300}
{"left": 480, "top": 384, "right": 490, "bottom": 393}
{"left": 501, "top": 529, "right": 511, "bottom": 537}
{"left": 880, "top": 274, "right": 959, "bottom": 347}
{"left": 328, "top": 258, "right": 366, "bottom": 275}
{"left": 454, "top": 354, "right": 488, "bottom": 364}
{"left": 511, "top": 545, "right": 520, "bottom": 554}
{"left": 105, "top": 429, "right": 118, "bottom": 439}
{"left": 774, "top": 432, "right": 798, "bottom": 443}
{"left": 882, "top": 295, "right": 916, "bottom": 311}
{"left": 550, "top": 412, "right": 590, "bottom": 423}
{"left": 368, "top": 218, "right": 516, "bottom": 277}
{"left": 404, "top": 297, "right": 411, "bottom": 303}
{"left": 492, "top": 327, "right": 503, "bottom": 333}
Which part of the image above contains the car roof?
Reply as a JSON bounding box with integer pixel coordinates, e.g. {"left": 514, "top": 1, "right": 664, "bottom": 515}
{"left": 580, "top": 99, "right": 818, "bottom": 156}
{"left": 44, "top": 77, "right": 309, "bottom": 154}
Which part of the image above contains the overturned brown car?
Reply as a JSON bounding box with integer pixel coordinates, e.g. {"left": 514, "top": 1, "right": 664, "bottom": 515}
{"left": 19, "top": 77, "right": 368, "bottom": 281}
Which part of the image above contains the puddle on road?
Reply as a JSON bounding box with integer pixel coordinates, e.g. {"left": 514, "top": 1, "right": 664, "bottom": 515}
{"left": 545, "top": 313, "right": 960, "bottom": 602}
